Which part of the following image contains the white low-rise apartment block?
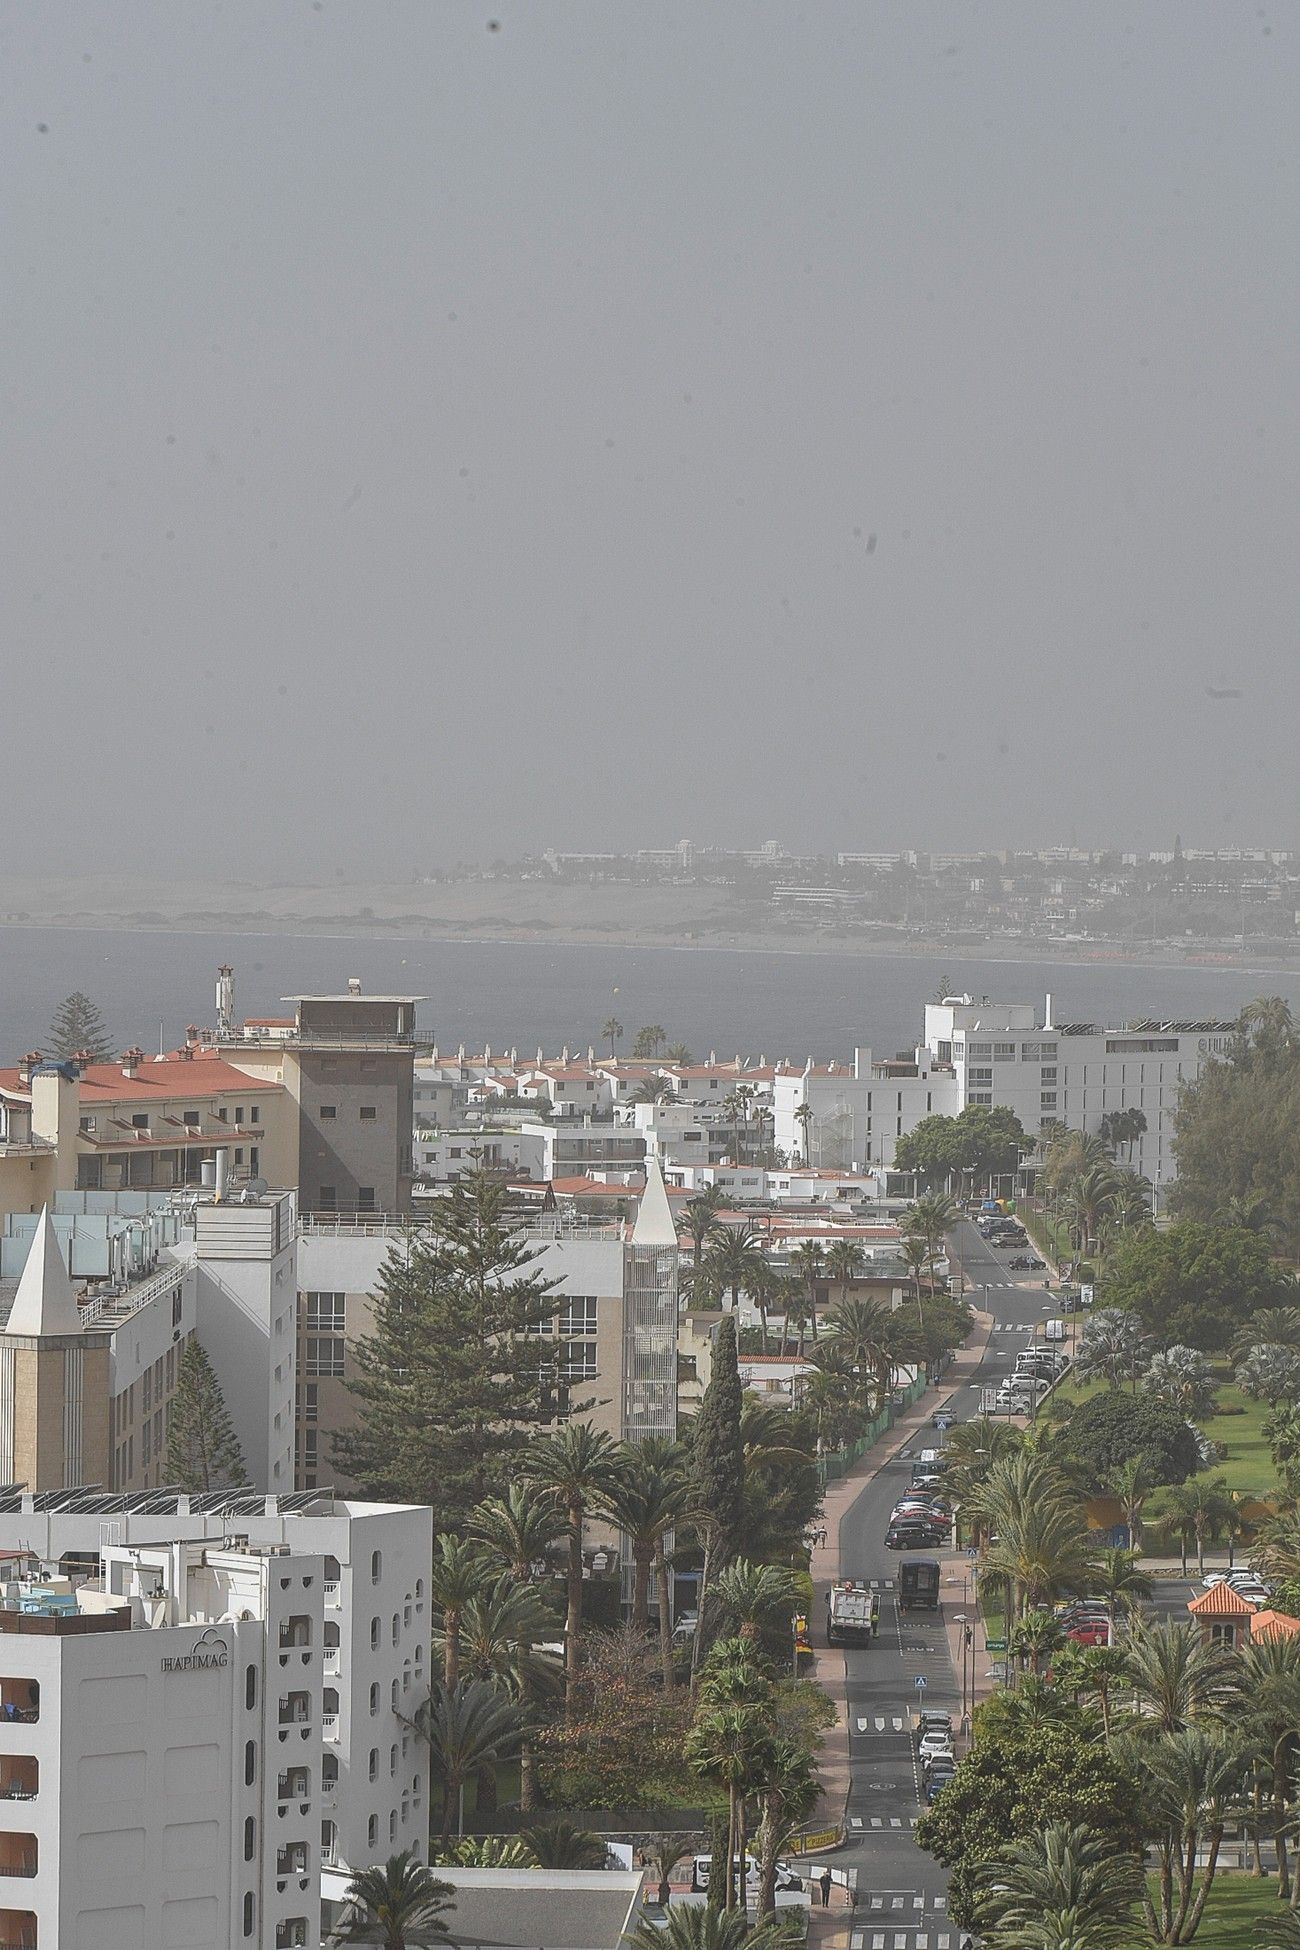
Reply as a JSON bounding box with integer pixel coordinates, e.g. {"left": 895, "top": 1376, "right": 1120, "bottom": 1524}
{"left": 0, "top": 1488, "right": 430, "bottom": 1948}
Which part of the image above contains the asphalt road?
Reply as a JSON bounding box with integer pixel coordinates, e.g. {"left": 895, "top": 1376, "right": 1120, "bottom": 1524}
{"left": 830, "top": 1217, "right": 1060, "bottom": 1950}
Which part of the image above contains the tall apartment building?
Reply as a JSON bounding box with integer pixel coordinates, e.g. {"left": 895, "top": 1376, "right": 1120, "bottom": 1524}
{"left": 220, "top": 984, "right": 420, "bottom": 1219}
{"left": 0, "top": 1190, "right": 297, "bottom": 1497}
{"left": 296, "top": 1162, "right": 679, "bottom": 1491}
{"left": 0, "top": 1534, "right": 324, "bottom": 1950}
{"left": 0, "top": 1487, "right": 431, "bottom": 1938}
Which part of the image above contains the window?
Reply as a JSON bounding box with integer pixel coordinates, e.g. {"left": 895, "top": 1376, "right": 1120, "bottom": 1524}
{"left": 318, "top": 1186, "right": 337, "bottom": 1211}
{"left": 305, "top": 1292, "right": 345, "bottom": 1331}
{"left": 172, "top": 1287, "right": 183, "bottom": 1327}
{"left": 244, "top": 1816, "right": 256, "bottom": 1861}
{"left": 320, "top": 1105, "right": 337, "bottom": 1120}
{"left": 143, "top": 1369, "right": 153, "bottom": 1414}
{"left": 558, "top": 1295, "right": 598, "bottom": 1336}
{"left": 234, "top": 1148, "right": 244, "bottom": 1166}
{"left": 369, "top": 1684, "right": 380, "bottom": 1716}
{"left": 245, "top": 1740, "right": 257, "bottom": 1786}
{"left": 357, "top": 1187, "right": 376, "bottom": 1212}
{"left": 966, "top": 1041, "right": 992, "bottom": 1059}
{"left": 305, "top": 1339, "right": 345, "bottom": 1378}
{"left": 392, "top": 1613, "right": 400, "bottom": 1646}
{"left": 183, "top": 1111, "right": 200, "bottom": 1127}
{"left": 245, "top": 1665, "right": 257, "bottom": 1709}
{"left": 449, "top": 1146, "right": 462, "bottom": 1160}
{"left": 369, "top": 1749, "right": 379, "bottom": 1782}
{"left": 250, "top": 1105, "right": 260, "bottom": 1122}
{"left": 141, "top": 1421, "right": 152, "bottom": 1467}
{"left": 370, "top": 1617, "right": 381, "bottom": 1650}
{"left": 235, "top": 1107, "right": 245, "bottom": 1124}
{"left": 359, "top": 1105, "right": 377, "bottom": 1120}
{"left": 968, "top": 1091, "right": 993, "bottom": 1107}
{"left": 371, "top": 1550, "right": 383, "bottom": 1584}
{"left": 368, "top": 1815, "right": 378, "bottom": 1848}
{"left": 303, "top": 1382, "right": 318, "bottom": 1424}
{"left": 244, "top": 1893, "right": 255, "bottom": 1938}
{"left": 562, "top": 1343, "right": 599, "bottom": 1382}
{"left": 131, "top": 1112, "right": 148, "bottom": 1129}
{"left": 993, "top": 1042, "right": 1017, "bottom": 1060}
{"left": 967, "top": 1067, "right": 992, "bottom": 1086}
{"left": 79, "top": 1115, "right": 96, "bottom": 1133}
{"left": 390, "top": 1810, "right": 398, "bottom": 1842}
{"left": 390, "top": 1743, "right": 398, "bottom": 1776}
{"left": 1041, "top": 1093, "right": 1058, "bottom": 1110}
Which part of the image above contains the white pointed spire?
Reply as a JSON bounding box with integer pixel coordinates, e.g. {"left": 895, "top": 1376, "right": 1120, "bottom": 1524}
{"left": 6, "top": 1209, "right": 83, "bottom": 1338}
{"left": 633, "top": 1155, "right": 678, "bottom": 1248}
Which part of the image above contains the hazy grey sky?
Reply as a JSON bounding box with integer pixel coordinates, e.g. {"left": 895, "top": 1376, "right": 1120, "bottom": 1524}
{"left": 4, "top": 3, "right": 1296, "bottom": 873}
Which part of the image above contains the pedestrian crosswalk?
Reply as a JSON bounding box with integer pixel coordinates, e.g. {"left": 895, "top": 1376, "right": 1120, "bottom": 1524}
{"left": 851, "top": 1896, "right": 952, "bottom": 1950}
{"left": 847, "top": 1815, "right": 922, "bottom": 1829}
{"left": 853, "top": 1934, "right": 953, "bottom": 1950}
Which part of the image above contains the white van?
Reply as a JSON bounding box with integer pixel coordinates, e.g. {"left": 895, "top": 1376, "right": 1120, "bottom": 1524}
{"left": 1044, "top": 1318, "right": 1068, "bottom": 1343}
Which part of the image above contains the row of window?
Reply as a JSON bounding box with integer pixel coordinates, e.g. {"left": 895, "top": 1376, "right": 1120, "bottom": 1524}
{"left": 319, "top": 1105, "right": 379, "bottom": 1120}
{"left": 314, "top": 1187, "right": 376, "bottom": 1211}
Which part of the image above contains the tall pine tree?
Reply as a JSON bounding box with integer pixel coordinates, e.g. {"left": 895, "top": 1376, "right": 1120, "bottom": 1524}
{"left": 690, "top": 1313, "right": 746, "bottom": 1680}
{"left": 165, "top": 1340, "right": 248, "bottom": 1492}
{"left": 47, "top": 992, "right": 114, "bottom": 1062}
{"left": 334, "top": 1171, "right": 563, "bottom": 1527}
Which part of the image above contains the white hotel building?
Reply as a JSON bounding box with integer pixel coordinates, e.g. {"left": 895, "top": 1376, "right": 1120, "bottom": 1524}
{"left": 772, "top": 993, "right": 1235, "bottom": 1198}
{"left": 0, "top": 1489, "right": 430, "bottom": 1950}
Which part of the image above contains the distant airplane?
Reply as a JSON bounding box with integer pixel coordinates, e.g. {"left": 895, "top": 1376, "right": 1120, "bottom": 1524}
{"left": 1205, "top": 686, "right": 1244, "bottom": 699}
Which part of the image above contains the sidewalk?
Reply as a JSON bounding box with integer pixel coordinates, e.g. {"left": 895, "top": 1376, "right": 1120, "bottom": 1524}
{"left": 806, "top": 1309, "right": 996, "bottom": 1871}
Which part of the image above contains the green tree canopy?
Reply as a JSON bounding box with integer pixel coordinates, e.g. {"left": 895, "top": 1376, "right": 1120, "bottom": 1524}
{"left": 164, "top": 1339, "right": 248, "bottom": 1493}
{"left": 894, "top": 1105, "right": 1032, "bottom": 1187}
{"left": 1170, "top": 997, "right": 1300, "bottom": 1251}
{"left": 1103, "top": 1219, "right": 1286, "bottom": 1350}
{"left": 1050, "top": 1389, "right": 1201, "bottom": 1490}
{"left": 915, "top": 1715, "right": 1144, "bottom": 1925}
{"left": 335, "top": 1172, "right": 562, "bottom": 1526}
{"left": 46, "top": 991, "right": 114, "bottom": 1062}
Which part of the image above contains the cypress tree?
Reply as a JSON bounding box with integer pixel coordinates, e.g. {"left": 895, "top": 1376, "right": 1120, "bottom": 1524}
{"left": 165, "top": 1340, "right": 248, "bottom": 1493}
{"left": 46, "top": 992, "right": 114, "bottom": 1062}
{"left": 690, "top": 1314, "right": 746, "bottom": 1682}
{"left": 334, "top": 1171, "right": 563, "bottom": 1527}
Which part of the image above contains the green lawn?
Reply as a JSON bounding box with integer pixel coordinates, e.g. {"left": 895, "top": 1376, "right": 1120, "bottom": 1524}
{"left": 1155, "top": 1870, "right": 1289, "bottom": 1946}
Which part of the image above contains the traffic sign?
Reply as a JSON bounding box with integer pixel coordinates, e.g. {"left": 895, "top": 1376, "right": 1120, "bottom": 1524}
{"left": 913, "top": 1675, "right": 927, "bottom": 1690}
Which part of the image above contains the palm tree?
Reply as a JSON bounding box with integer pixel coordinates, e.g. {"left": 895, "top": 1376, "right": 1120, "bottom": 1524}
{"left": 747, "top": 1259, "right": 784, "bottom": 1355}
{"left": 1235, "top": 1307, "right": 1300, "bottom": 1360}
{"left": 683, "top": 1188, "right": 726, "bottom": 1275}
{"left": 632, "top": 1075, "right": 675, "bottom": 1106}
{"left": 1135, "top": 1726, "right": 1250, "bottom": 1941}
{"left": 1050, "top": 1641, "right": 1129, "bottom": 1736}
{"left": 714, "top": 1560, "right": 801, "bottom": 1643}
{"left": 446, "top": 1574, "right": 562, "bottom": 1813}
{"left": 1145, "top": 1346, "right": 1218, "bottom": 1421}
{"left": 604, "top": 1438, "right": 691, "bottom": 1683}
{"left": 899, "top": 1236, "right": 931, "bottom": 1323}
{"left": 976, "top": 1453, "right": 1099, "bottom": 1616}
{"left": 633, "top": 1025, "right": 668, "bottom": 1058}
{"left": 428, "top": 1534, "right": 490, "bottom": 1688}
{"left": 904, "top": 1191, "right": 960, "bottom": 1293}
{"left": 1121, "top": 1617, "right": 1237, "bottom": 1736}
{"left": 467, "top": 1482, "right": 566, "bottom": 1582}
{"left": 518, "top": 1819, "right": 607, "bottom": 1868}
{"left": 825, "top": 1238, "right": 864, "bottom": 1308}
{"left": 1106, "top": 1458, "right": 1156, "bottom": 1551}
{"left": 665, "top": 1043, "right": 693, "bottom": 1066}
{"left": 410, "top": 1679, "right": 526, "bottom": 1844}
{"left": 1009, "top": 1608, "right": 1065, "bottom": 1678}
{"left": 603, "top": 1017, "right": 623, "bottom": 1059}
{"left": 1091, "top": 1546, "right": 1154, "bottom": 1637}
{"left": 705, "top": 1225, "right": 766, "bottom": 1316}
{"left": 685, "top": 1704, "right": 775, "bottom": 1911}
{"left": 793, "top": 1100, "right": 814, "bottom": 1165}
{"left": 1064, "top": 1162, "right": 1121, "bottom": 1257}
{"left": 976, "top": 1822, "right": 1144, "bottom": 1950}
{"left": 753, "top": 1737, "right": 819, "bottom": 1918}
{"left": 1237, "top": 1344, "right": 1300, "bottom": 1406}
{"left": 1265, "top": 1403, "right": 1300, "bottom": 1471}
{"left": 825, "top": 1294, "right": 896, "bottom": 1412}
{"left": 625, "top": 1904, "right": 792, "bottom": 1950}
{"left": 1234, "top": 1632, "right": 1300, "bottom": 1900}
{"left": 1074, "top": 1308, "right": 1154, "bottom": 1391}
{"left": 337, "top": 1850, "right": 457, "bottom": 1948}
{"left": 1163, "top": 1477, "right": 1235, "bottom": 1577}
{"left": 524, "top": 1422, "right": 623, "bottom": 1714}
{"left": 641, "top": 1832, "right": 694, "bottom": 1907}
{"left": 790, "top": 1240, "right": 826, "bottom": 1344}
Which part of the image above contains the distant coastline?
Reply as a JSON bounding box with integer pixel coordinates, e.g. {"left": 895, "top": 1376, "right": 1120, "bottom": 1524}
{"left": 0, "top": 878, "right": 1296, "bottom": 978}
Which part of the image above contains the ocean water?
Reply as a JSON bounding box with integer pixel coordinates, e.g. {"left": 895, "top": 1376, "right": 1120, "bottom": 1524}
{"left": 2, "top": 924, "right": 1298, "bottom": 1065}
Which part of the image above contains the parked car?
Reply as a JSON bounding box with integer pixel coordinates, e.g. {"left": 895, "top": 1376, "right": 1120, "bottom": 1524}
{"left": 886, "top": 1524, "right": 948, "bottom": 1551}
{"left": 918, "top": 1729, "right": 955, "bottom": 1762}
{"left": 915, "top": 1711, "right": 953, "bottom": 1741}
{"left": 925, "top": 1770, "right": 954, "bottom": 1803}
{"left": 1009, "top": 1254, "right": 1045, "bottom": 1270}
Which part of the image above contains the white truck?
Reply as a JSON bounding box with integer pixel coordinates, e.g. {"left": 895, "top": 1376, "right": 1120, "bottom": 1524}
{"left": 826, "top": 1579, "right": 880, "bottom": 1646}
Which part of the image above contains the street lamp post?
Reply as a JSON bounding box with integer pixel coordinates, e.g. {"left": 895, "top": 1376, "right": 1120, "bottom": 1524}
{"left": 953, "top": 1613, "right": 974, "bottom": 1734}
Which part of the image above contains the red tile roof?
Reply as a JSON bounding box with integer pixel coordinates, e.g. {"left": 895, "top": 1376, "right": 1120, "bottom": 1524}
{"left": 1251, "top": 1609, "right": 1300, "bottom": 1641}
{"left": 1187, "top": 1584, "right": 1254, "bottom": 1617}
{"left": 0, "top": 1058, "right": 283, "bottom": 1103}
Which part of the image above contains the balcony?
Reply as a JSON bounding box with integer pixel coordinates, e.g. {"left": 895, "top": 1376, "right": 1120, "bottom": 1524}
{"left": 278, "top": 1617, "right": 312, "bottom": 1652}
{"left": 0, "top": 1763, "right": 36, "bottom": 1804}
{"left": 0, "top": 1838, "right": 36, "bottom": 1881}
{"left": 321, "top": 1714, "right": 339, "bottom": 1743}
{"left": 276, "top": 1843, "right": 309, "bottom": 1879}
{"left": 277, "top": 1925, "right": 308, "bottom": 1950}
{"left": 0, "top": 1687, "right": 37, "bottom": 1728}
{"left": 323, "top": 1581, "right": 341, "bottom": 1608}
